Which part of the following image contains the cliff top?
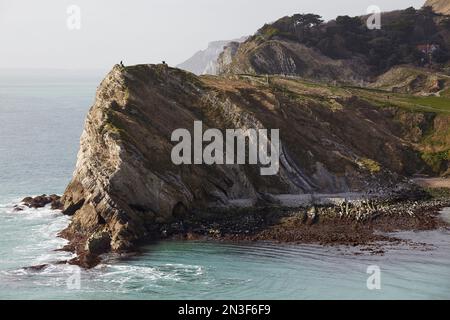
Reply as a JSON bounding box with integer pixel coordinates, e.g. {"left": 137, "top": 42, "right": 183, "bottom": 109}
{"left": 425, "top": 0, "right": 450, "bottom": 15}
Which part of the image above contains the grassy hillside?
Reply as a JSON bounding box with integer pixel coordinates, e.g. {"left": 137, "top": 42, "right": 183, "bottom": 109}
{"left": 217, "top": 73, "right": 450, "bottom": 176}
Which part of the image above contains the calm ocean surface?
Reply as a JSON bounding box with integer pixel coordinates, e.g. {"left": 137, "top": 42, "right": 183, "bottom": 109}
{"left": 0, "top": 70, "right": 449, "bottom": 300}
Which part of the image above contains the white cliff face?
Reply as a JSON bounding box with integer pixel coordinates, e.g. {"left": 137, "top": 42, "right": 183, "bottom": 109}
{"left": 177, "top": 37, "right": 247, "bottom": 75}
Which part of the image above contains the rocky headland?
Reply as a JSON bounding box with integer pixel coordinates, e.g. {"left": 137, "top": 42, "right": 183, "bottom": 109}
{"left": 47, "top": 61, "right": 450, "bottom": 268}
{"left": 22, "top": 2, "right": 449, "bottom": 268}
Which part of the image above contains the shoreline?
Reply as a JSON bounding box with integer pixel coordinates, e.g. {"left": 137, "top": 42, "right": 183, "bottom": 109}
{"left": 11, "top": 186, "right": 450, "bottom": 269}
{"left": 164, "top": 198, "right": 450, "bottom": 244}
{"left": 60, "top": 192, "right": 450, "bottom": 268}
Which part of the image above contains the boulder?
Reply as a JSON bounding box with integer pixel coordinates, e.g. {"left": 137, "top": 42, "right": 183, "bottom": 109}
{"left": 17, "top": 194, "right": 63, "bottom": 210}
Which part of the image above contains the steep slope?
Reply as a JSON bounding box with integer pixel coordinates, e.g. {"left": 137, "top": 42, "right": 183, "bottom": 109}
{"left": 218, "top": 39, "right": 370, "bottom": 82}
{"left": 425, "top": 0, "right": 450, "bottom": 15}
{"left": 61, "top": 64, "right": 450, "bottom": 262}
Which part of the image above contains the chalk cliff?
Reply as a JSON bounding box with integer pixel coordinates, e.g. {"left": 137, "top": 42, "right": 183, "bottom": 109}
{"left": 177, "top": 37, "right": 247, "bottom": 75}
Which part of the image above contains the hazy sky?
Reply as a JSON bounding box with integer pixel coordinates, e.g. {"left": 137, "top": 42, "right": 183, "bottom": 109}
{"left": 0, "top": 0, "right": 426, "bottom": 70}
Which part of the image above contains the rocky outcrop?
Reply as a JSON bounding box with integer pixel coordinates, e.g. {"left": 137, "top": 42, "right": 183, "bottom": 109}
{"left": 60, "top": 63, "right": 450, "bottom": 262}
{"left": 14, "top": 194, "right": 63, "bottom": 211}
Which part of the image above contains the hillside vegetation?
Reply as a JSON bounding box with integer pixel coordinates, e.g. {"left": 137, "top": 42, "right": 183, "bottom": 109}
{"left": 220, "top": 7, "right": 450, "bottom": 83}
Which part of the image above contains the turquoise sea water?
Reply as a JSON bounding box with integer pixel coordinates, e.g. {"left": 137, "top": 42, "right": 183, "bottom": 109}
{"left": 0, "top": 71, "right": 449, "bottom": 300}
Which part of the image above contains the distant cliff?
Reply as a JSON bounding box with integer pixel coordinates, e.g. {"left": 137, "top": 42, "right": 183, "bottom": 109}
{"left": 177, "top": 37, "right": 247, "bottom": 75}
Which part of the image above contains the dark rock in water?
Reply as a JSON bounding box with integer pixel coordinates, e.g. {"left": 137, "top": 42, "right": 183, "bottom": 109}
{"left": 50, "top": 197, "right": 64, "bottom": 210}
{"left": 13, "top": 206, "right": 24, "bottom": 212}
{"left": 68, "top": 252, "right": 101, "bottom": 269}
{"left": 24, "top": 264, "right": 49, "bottom": 272}
{"left": 19, "top": 194, "right": 63, "bottom": 210}
{"left": 23, "top": 195, "right": 51, "bottom": 208}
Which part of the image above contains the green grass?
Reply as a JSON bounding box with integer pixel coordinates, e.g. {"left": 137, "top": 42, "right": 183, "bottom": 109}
{"left": 261, "top": 26, "right": 280, "bottom": 39}
{"left": 345, "top": 86, "right": 450, "bottom": 114}
{"left": 255, "top": 76, "right": 450, "bottom": 114}
{"left": 401, "top": 96, "right": 450, "bottom": 113}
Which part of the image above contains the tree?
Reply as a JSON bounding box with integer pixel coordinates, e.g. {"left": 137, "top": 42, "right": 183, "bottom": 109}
{"left": 335, "top": 15, "right": 363, "bottom": 31}
{"left": 292, "top": 14, "right": 323, "bottom": 28}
